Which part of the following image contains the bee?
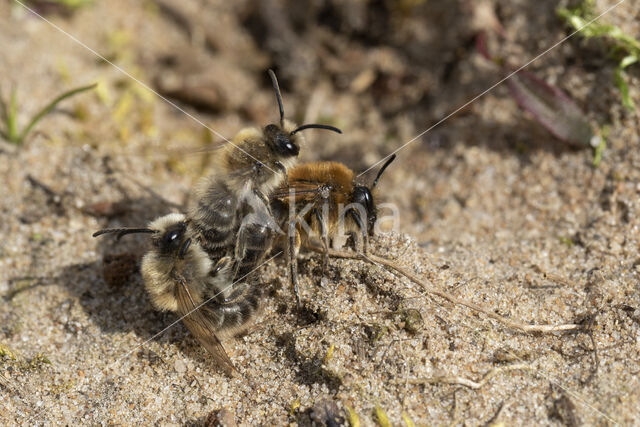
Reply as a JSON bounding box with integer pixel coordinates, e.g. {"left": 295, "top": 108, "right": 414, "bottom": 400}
{"left": 270, "top": 155, "right": 397, "bottom": 305}
{"left": 93, "top": 213, "right": 262, "bottom": 376}
{"left": 188, "top": 70, "right": 341, "bottom": 280}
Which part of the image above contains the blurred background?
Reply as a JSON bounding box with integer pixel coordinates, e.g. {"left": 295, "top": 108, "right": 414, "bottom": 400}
{"left": 3, "top": 0, "right": 637, "bottom": 245}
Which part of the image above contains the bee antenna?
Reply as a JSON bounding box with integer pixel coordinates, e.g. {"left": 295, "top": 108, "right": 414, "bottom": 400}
{"left": 372, "top": 154, "right": 396, "bottom": 188}
{"left": 290, "top": 124, "right": 342, "bottom": 135}
{"left": 268, "top": 69, "right": 285, "bottom": 126}
{"left": 92, "top": 228, "right": 157, "bottom": 240}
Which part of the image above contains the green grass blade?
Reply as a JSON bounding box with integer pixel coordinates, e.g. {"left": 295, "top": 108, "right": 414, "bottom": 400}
{"left": 620, "top": 55, "right": 638, "bottom": 69}
{"left": 8, "top": 88, "right": 19, "bottom": 143}
{"left": 614, "top": 66, "right": 635, "bottom": 110}
{"left": 0, "top": 95, "right": 7, "bottom": 139}
{"left": 592, "top": 135, "right": 606, "bottom": 167}
{"left": 18, "top": 83, "right": 96, "bottom": 143}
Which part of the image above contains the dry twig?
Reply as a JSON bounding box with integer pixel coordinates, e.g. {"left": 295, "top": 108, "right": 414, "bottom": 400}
{"left": 315, "top": 247, "right": 581, "bottom": 334}
{"left": 0, "top": 372, "right": 20, "bottom": 395}
{"left": 399, "top": 363, "right": 532, "bottom": 390}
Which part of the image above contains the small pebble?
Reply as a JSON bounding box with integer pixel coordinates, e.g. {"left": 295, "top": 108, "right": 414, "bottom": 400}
{"left": 174, "top": 359, "right": 187, "bottom": 373}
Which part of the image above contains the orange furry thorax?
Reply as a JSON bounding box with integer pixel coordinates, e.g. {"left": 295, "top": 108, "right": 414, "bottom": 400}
{"left": 287, "top": 161, "right": 354, "bottom": 191}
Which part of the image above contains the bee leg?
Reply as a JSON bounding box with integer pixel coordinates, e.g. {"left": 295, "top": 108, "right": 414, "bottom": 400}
{"left": 208, "top": 256, "right": 233, "bottom": 304}
{"left": 221, "top": 281, "right": 250, "bottom": 303}
{"left": 348, "top": 208, "right": 369, "bottom": 255}
{"left": 312, "top": 208, "right": 329, "bottom": 277}
{"left": 253, "top": 188, "right": 270, "bottom": 207}
{"left": 287, "top": 223, "right": 302, "bottom": 309}
{"left": 274, "top": 160, "right": 289, "bottom": 187}
{"left": 210, "top": 256, "right": 231, "bottom": 277}
{"left": 233, "top": 232, "right": 247, "bottom": 279}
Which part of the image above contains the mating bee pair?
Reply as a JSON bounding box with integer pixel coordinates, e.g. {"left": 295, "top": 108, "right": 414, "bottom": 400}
{"left": 93, "top": 71, "right": 395, "bottom": 375}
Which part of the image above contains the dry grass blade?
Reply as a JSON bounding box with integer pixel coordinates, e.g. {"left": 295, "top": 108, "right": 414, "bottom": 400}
{"left": 399, "top": 364, "right": 531, "bottom": 390}
{"left": 505, "top": 69, "right": 594, "bottom": 147}
{"left": 315, "top": 247, "right": 582, "bottom": 334}
{"left": 0, "top": 371, "right": 21, "bottom": 395}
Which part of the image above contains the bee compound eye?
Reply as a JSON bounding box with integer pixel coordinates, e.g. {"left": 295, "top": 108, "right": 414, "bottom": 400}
{"left": 275, "top": 134, "right": 299, "bottom": 156}
{"left": 162, "top": 229, "right": 182, "bottom": 248}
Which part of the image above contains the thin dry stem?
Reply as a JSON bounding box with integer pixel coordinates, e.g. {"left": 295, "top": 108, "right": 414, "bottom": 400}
{"left": 0, "top": 371, "right": 20, "bottom": 395}
{"left": 400, "top": 364, "right": 532, "bottom": 390}
{"left": 315, "top": 247, "right": 582, "bottom": 334}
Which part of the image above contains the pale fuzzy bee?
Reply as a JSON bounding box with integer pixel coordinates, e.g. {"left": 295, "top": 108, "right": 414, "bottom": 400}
{"left": 94, "top": 213, "right": 262, "bottom": 376}
{"left": 270, "top": 155, "right": 396, "bottom": 305}
{"left": 188, "top": 70, "right": 341, "bottom": 280}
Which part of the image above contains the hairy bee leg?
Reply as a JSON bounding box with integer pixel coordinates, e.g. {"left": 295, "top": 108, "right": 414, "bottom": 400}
{"left": 348, "top": 208, "right": 369, "bottom": 254}
{"left": 287, "top": 224, "right": 302, "bottom": 308}
{"left": 312, "top": 208, "right": 329, "bottom": 277}
{"left": 220, "top": 281, "right": 251, "bottom": 304}
{"left": 253, "top": 188, "right": 271, "bottom": 206}
{"left": 233, "top": 231, "right": 247, "bottom": 279}
{"left": 274, "top": 160, "right": 289, "bottom": 187}
{"left": 211, "top": 256, "right": 231, "bottom": 276}
{"left": 233, "top": 190, "right": 263, "bottom": 278}
{"left": 208, "top": 256, "right": 233, "bottom": 304}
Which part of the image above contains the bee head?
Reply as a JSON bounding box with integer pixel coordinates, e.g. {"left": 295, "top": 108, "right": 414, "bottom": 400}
{"left": 154, "top": 221, "right": 191, "bottom": 259}
{"left": 93, "top": 213, "right": 192, "bottom": 260}
{"left": 352, "top": 186, "right": 376, "bottom": 234}
{"left": 352, "top": 154, "right": 397, "bottom": 235}
{"left": 265, "top": 69, "right": 341, "bottom": 161}
{"left": 147, "top": 214, "right": 192, "bottom": 259}
{"left": 264, "top": 123, "right": 300, "bottom": 157}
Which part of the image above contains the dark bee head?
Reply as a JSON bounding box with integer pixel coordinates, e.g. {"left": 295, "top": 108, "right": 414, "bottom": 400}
{"left": 264, "top": 123, "right": 300, "bottom": 157}
{"left": 352, "top": 186, "right": 376, "bottom": 234}
{"left": 93, "top": 213, "right": 192, "bottom": 259}
{"left": 353, "top": 154, "right": 397, "bottom": 235}
{"left": 148, "top": 214, "right": 192, "bottom": 259}
{"left": 264, "top": 69, "right": 341, "bottom": 161}
{"left": 154, "top": 221, "right": 190, "bottom": 257}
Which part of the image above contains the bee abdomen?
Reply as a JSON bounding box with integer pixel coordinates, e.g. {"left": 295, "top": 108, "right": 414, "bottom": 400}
{"left": 194, "top": 225, "right": 235, "bottom": 253}
{"left": 211, "top": 283, "right": 263, "bottom": 331}
{"left": 190, "top": 180, "right": 239, "bottom": 251}
{"left": 195, "top": 197, "right": 235, "bottom": 229}
{"left": 234, "top": 253, "right": 269, "bottom": 280}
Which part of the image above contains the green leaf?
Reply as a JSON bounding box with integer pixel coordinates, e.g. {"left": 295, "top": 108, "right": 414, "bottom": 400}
{"left": 558, "top": 2, "right": 639, "bottom": 112}
{"left": 557, "top": 4, "right": 640, "bottom": 58}
{"left": 620, "top": 55, "right": 638, "bottom": 69}
{"left": 18, "top": 83, "right": 96, "bottom": 143}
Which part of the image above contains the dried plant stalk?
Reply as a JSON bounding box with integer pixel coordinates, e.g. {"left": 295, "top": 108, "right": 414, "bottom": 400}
{"left": 399, "top": 363, "right": 532, "bottom": 390}
{"left": 315, "top": 247, "right": 581, "bottom": 334}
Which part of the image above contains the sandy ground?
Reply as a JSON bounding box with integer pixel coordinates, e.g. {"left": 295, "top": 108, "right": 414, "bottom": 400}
{"left": 1, "top": 0, "right": 639, "bottom": 425}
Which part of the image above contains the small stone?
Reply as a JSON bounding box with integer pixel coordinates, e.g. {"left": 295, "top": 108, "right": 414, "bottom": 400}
{"left": 205, "top": 408, "right": 236, "bottom": 427}
{"left": 174, "top": 359, "right": 187, "bottom": 373}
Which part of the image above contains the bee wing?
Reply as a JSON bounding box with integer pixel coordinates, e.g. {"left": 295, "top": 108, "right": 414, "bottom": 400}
{"left": 174, "top": 278, "right": 235, "bottom": 376}
{"left": 270, "top": 181, "right": 324, "bottom": 202}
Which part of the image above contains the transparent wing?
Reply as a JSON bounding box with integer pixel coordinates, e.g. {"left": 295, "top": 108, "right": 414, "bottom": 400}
{"left": 270, "top": 180, "right": 325, "bottom": 202}
{"left": 175, "top": 277, "right": 235, "bottom": 376}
